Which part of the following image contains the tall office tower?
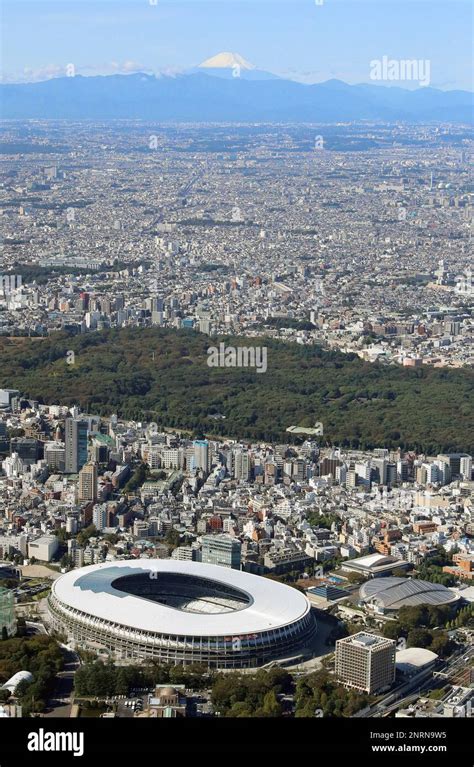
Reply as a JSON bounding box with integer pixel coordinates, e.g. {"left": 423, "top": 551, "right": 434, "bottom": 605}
{"left": 434, "top": 459, "right": 451, "bottom": 485}
{"left": 193, "top": 440, "right": 210, "bottom": 473}
{"left": 234, "top": 449, "right": 251, "bottom": 481}
{"left": 264, "top": 461, "right": 277, "bottom": 486}
{"left": 335, "top": 632, "right": 396, "bottom": 694}
{"left": 44, "top": 442, "right": 66, "bottom": 472}
{"left": 65, "top": 418, "right": 88, "bottom": 473}
{"left": 78, "top": 462, "right": 98, "bottom": 502}
{"left": 201, "top": 534, "right": 241, "bottom": 570}
{"left": 460, "top": 456, "right": 473, "bottom": 481}
{"left": 151, "top": 297, "right": 164, "bottom": 312}
{"left": 92, "top": 504, "right": 108, "bottom": 532}
{"left": 336, "top": 464, "right": 347, "bottom": 485}
{"left": 66, "top": 515, "right": 78, "bottom": 534}
{"left": 346, "top": 468, "right": 357, "bottom": 488}
{"left": 274, "top": 445, "right": 288, "bottom": 469}
{"left": 426, "top": 463, "right": 440, "bottom": 485}
{"left": 355, "top": 462, "right": 372, "bottom": 488}
{"left": 386, "top": 463, "right": 397, "bottom": 487}
{"left": 101, "top": 297, "right": 112, "bottom": 315}
{"left": 293, "top": 458, "right": 306, "bottom": 482}
{"left": 151, "top": 311, "right": 164, "bottom": 326}
{"left": 397, "top": 459, "right": 410, "bottom": 483}
{"left": 371, "top": 458, "right": 387, "bottom": 486}
{"left": 416, "top": 465, "right": 428, "bottom": 485}
{"left": 114, "top": 295, "right": 124, "bottom": 311}
{"left": 0, "top": 422, "right": 8, "bottom": 452}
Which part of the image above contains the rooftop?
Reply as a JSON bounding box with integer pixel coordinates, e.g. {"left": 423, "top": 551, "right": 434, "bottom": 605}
{"left": 51, "top": 559, "right": 310, "bottom": 636}
{"left": 360, "top": 577, "right": 459, "bottom": 609}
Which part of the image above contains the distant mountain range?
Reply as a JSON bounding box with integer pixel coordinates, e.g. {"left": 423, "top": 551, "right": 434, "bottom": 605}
{"left": 1, "top": 53, "right": 472, "bottom": 123}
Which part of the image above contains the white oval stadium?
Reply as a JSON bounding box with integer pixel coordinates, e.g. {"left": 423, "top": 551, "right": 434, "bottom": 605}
{"left": 48, "top": 560, "right": 316, "bottom": 668}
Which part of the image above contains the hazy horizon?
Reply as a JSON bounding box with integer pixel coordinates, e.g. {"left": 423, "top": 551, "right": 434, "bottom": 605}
{"left": 2, "top": 0, "right": 473, "bottom": 91}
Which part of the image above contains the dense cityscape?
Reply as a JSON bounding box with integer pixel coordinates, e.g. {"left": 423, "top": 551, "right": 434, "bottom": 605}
{"left": 0, "top": 333, "right": 473, "bottom": 721}
{"left": 1, "top": 123, "right": 473, "bottom": 368}
{"left": 0, "top": 123, "right": 472, "bottom": 730}
{"left": 0, "top": 0, "right": 473, "bottom": 759}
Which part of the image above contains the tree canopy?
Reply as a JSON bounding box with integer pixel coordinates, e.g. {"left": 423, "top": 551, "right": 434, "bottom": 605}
{"left": 0, "top": 327, "right": 472, "bottom": 453}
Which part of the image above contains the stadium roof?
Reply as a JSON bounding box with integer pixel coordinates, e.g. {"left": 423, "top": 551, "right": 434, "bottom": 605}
{"left": 353, "top": 554, "right": 392, "bottom": 567}
{"left": 359, "top": 577, "right": 459, "bottom": 610}
{"left": 52, "top": 560, "right": 310, "bottom": 636}
{"left": 1, "top": 670, "right": 33, "bottom": 693}
{"left": 453, "top": 586, "right": 474, "bottom": 603}
{"left": 396, "top": 648, "right": 438, "bottom": 669}
{"left": 341, "top": 553, "right": 410, "bottom": 575}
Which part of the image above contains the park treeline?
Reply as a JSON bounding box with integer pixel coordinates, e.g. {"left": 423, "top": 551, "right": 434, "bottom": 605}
{"left": 0, "top": 327, "right": 472, "bottom": 453}
{"left": 381, "top": 603, "right": 472, "bottom": 658}
{"left": 0, "top": 633, "right": 64, "bottom": 715}
{"left": 75, "top": 661, "right": 212, "bottom": 697}
{"left": 74, "top": 661, "right": 369, "bottom": 717}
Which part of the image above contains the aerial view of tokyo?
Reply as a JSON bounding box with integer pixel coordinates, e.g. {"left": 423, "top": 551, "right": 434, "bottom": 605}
{"left": 0, "top": 0, "right": 472, "bottom": 762}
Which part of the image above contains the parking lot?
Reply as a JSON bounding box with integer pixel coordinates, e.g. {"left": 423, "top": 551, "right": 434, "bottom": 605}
{"left": 109, "top": 689, "right": 149, "bottom": 717}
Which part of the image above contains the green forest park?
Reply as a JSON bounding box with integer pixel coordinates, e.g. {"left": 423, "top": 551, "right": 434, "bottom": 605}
{"left": 0, "top": 327, "right": 472, "bottom": 453}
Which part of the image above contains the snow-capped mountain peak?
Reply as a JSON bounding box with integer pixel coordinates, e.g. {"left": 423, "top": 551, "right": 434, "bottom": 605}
{"left": 199, "top": 52, "right": 255, "bottom": 70}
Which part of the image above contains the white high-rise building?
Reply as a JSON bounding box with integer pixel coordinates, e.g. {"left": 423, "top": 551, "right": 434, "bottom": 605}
{"left": 335, "top": 632, "right": 395, "bottom": 694}
{"left": 92, "top": 504, "right": 108, "bottom": 532}
{"left": 233, "top": 449, "right": 250, "bottom": 481}
{"left": 194, "top": 440, "right": 210, "bottom": 472}
{"left": 355, "top": 462, "right": 371, "bottom": 487}
{"left": 460, "top": 456, "right": 472, "bottom": 481}
{"left": 161, "top": 448, "right": 184, "bottom": 470}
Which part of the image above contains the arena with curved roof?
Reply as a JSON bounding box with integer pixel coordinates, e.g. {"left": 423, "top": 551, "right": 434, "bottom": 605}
{"left": 359, "top": 577, "right": 459, "bottom": 614}
{"left": 48, "top": 560, "right": 316, "bottom": 668}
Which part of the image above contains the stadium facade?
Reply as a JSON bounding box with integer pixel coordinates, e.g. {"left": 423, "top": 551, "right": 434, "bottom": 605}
{"left": 48, "top": 560, "right": 316, "bottom": 668}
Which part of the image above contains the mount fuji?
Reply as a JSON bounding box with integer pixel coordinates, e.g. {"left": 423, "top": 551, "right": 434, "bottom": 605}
{"left": 188, "top": 51, "right": 280, "bottom": 80}
{"left": 1, "top": 52, "right": 472, "bottom": 123}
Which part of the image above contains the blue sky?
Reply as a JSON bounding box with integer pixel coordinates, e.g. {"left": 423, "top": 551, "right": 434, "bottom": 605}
{"left": 2, "top": 0, "right": 473, "bottom": 90}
